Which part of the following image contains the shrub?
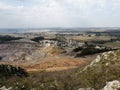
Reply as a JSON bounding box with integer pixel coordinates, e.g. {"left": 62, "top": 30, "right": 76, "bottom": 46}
{"left": 31, "top": 37, "right": 44, "bottom": 43}
{"left": 0, "top": 64, "right": 28, "bottom": 78}
{"left": 0, "top": 36, "right": 22, "bottom": 42}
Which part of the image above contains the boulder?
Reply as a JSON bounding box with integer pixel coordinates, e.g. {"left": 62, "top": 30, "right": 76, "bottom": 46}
{"left": 101, "top": 80, "right": 120, "bottom": 90}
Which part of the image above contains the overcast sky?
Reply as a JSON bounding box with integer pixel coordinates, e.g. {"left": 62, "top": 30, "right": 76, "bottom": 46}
{"left": 0, "top": 0, "right": 120, "bottom": 28}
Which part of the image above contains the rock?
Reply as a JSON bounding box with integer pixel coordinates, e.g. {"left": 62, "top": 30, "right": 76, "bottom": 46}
{"left": 0, "top": 83, "right": 3, "bottom": 88}
{"left": 82, "top": 50, "right": 120, "bottom": 72}
{"left": 7, "top": 87, "right": 14, "bottom": 90}
{"left": 101, "top": 80, "right": 120, "bottom": 90}
{"left": 81, "top": 54, "right": 101, "bottom": 72}
{"left": 78, "top": 87, "right": 95, "bottom": 90}
{"left": 0, "top": 86, "right": 14, "bottom": 90}
{"left": 0, "top": 86, "right": 7, "bottom": 90}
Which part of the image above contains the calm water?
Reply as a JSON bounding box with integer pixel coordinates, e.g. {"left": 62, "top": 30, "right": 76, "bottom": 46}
{"left": 0, "top": 28, "right": 50, "bottom": 34}
{"left": 0, "top": 28, "right": 64, "bottom": 33}
{"left": 0, "top": 28, "right": 111, "bottom": 34}
{"left": 0, "top": 29, "right": 27, "bottom": 33}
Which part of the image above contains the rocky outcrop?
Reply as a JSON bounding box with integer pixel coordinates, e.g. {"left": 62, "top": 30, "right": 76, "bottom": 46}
{"left": 0, "top": 42, "right": 52, "bottom": 62}
{"left": 78, "top": 80, "right": 120, "bottom": 90}
{"left": 101, "top": 80, "right": 120, "bottom": 90}
{"left": 0, "top": 86, "right": 14, "bottom": 90}
{"left": 82, "top": 50, "right": 120, "bottom": 72}
{"left": 0, "top": 42, "right": 37, "bottom": 61}
{"left": 78, "top": 87, "right": 95, "bottom": 90}
{"left": 39, "top": 38, "right": 84, "bottom": 48}
{"left": 78, "top": 50, "right": 120, "bottom": 90}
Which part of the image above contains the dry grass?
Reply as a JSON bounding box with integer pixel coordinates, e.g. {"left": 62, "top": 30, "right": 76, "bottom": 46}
{"left": 104, "top": 41, "right": 120, "bottom": 47}
{"left": 23, "top": 57, "right": 87, "bottom": 72}
{"left": 70, "top": 36, "right": 112, "bottom": 42}
{"left": 40, "top": 46, "right": 65, "bottom": 56}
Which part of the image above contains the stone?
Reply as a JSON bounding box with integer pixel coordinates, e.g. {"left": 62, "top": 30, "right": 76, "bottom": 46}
{"left": 78, "top": 87, "right": 95, "bottom": 90}
{"left": 101, "top": 80, "right": 120, "bottom": 90}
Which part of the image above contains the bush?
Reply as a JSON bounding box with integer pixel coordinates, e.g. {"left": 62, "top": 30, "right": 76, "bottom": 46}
{"left": 75, "top": 45, "right": 112, "bottom": 57}
{"left": 73, "top": 47, "right": 83, "bottom": 52}
{"left": 0, "top": 64, "right": 28, "bottom": 78}
{"left": 0, "top": 36, "right": 22, "bottom": 42}
{"left": 31, "top": 37, "right": 44, "bottom": 43}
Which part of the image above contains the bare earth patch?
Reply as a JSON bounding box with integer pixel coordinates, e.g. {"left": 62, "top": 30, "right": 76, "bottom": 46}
{"left": 23, "top": 57, "right": 88, "bottom": 72}
{"left": 0, "top": 54, "right": 97, "bottom": 72}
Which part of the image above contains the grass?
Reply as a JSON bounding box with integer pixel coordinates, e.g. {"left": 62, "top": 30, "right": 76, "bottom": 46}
{"left": 104, "top": 41, "right": 120, "bottom": 47}
{"left": 0, "top": 67, "right": 83, "bottom": 90}
{"left": 70, "top": 36, "right": 113, "bottom": 42}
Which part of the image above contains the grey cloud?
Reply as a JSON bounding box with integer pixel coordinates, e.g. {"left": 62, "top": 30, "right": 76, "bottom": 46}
{"left": 0, "top": 0, "right": 120, "bottom": 28}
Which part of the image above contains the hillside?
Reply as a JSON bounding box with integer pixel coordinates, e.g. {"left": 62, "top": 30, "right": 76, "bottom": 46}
{"left": 0, "top": 50, "right": 120, "bottom": 90}
{"left": 77, "top": 50, "right": 120, "bottom": 89}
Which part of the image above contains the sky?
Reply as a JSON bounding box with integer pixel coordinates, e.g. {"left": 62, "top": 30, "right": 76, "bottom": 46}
{"left": 0, "top": 0, "right": 120, "bottom": 28}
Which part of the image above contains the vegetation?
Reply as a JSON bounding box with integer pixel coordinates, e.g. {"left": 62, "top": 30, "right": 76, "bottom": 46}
{"left": 70, "top": 36, "right": 112, "bottom": 42}
{"left": 31, "top": 37, "right": 44, "bottom": 42}
{"left": 104, "top": 41, "right": 120, "bottom": 47}
{"left": 76, "top": 50, "right": 120, "bottom": 89}
{"left": 48, "top": 46, "right": 66, "bottom": 55}
{"left": 0, "top": 35, "right": 22, "bottom": 42}
{"left": 73, "top": 47, "right": 83, "bottom": 52}
{"left": 0, "top": 64, "right": 28, "bottom": 78}
{"left": 75, "top": 45, "right": 112, "bottom": 57}
{"left": 0, "top": 68, "right": 82, "bottom": 90}
{"left": 0, "top": 50, "right": 120, "bottom": 90}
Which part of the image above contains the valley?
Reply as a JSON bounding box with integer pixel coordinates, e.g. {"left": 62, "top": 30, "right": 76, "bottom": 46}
{"left": 0, "top": 29, "right": 120, "bottom": 90}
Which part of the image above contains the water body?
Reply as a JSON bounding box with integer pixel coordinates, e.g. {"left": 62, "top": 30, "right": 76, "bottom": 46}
{"left": 0, "top": 28, "right": 51, "bottom": 34}
{"left": 0, "top": 28, "right": 68, "bottom": 34}
{"left": 0, "top": 28, "right": 115, "bottom": 34}
{"left": 0, "top": 29, "right": 26, "bottom": 34}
